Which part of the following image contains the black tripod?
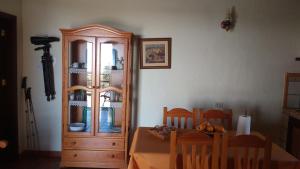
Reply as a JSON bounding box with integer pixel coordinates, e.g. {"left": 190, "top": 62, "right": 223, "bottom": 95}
{"left": 21, "top": 77, "right": 40, "bottom": 150}
{"left": 30, "top": 36, "right": 59, "bottom": 101}
{"left": 37, "top": 45, "right": 56, "bottom": 101}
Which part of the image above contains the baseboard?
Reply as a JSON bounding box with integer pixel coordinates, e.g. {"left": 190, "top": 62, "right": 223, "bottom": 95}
{"left": 21, "top": 150, "right": 61, "bottom": 158}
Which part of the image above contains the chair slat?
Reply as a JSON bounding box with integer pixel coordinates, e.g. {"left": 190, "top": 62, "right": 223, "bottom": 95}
{"left": 171, "top": 116, "right": 175, "bottom": 127}
{"left": 182, "top": 144, "right": 188, "bottom": 169}
{"left": 243, "top": 148, "right": 249, "bottom": 169}
{"left": 192, "top": 145, "right": 196, "bottom": 169}
{"left": 186, "top": 114, "right": 190, "bottom": 128}
{"left": 233, "top": 148, "right": 241, "bottom": 169}
{"left": 196, "top": 155, "right": 200, "bottom": 169}
{"left": 212, "top": 133, "right": 221, "bottom": 169}
{"left": 178, "top": 116, "right": 182, "bottom": 128}
{"left": 163, "top": 107, "right": 197, "bottom": 129}
{"left": 169, "top": 131, "right": 177, "bottom": 169}
{"left": 221, "top": 133, "right": 228, "bottom": 169}
{"left": 187, "top": 154, "right": 192, "bottom": 169}
{"left": 252, "top": 148, "right": 259, "bottom": 169}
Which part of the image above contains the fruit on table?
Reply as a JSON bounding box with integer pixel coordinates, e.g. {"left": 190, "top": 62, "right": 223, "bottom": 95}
{"left": 196, "top": 122, "right": 225, "bottom": 133}
{"left": 206, "top": 126, "right": 214, "bottom": 132}
{"left": 197, "top": 122, "right": 207, "bottom": 131}
{"left": 214, "top": 125, "right": 225, "bottom": 132}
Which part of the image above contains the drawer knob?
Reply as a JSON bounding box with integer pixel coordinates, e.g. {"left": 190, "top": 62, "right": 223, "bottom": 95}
{"left": 73, "top": 154, "right": 77, "bottom": 158}
{"left": 112, "top": 142, "right": 116, "bottom": 146}
{"left": 111, "top": 154, "right": 115, "bottom": 158}
{"left": 71, "top": 141, "right": 76, "bottom": 145}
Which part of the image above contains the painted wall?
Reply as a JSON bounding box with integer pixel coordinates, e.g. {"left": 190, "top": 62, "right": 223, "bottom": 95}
{"left": 20, "top": 0, "right": 300, "bottom": 151}
{"left": 0, "top": 0, "right": 24, "bottom": 152}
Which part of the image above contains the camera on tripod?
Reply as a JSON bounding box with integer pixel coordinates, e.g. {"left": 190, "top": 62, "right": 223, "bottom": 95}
{"left": 31, "top": 36, "right": 59, "bottom": 50}
{"left": 30, "top": 36, "right": 60, "bottom": 101}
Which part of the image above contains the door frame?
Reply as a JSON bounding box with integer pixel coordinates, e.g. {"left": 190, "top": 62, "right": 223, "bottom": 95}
{"left": 0, "top": 11, "right": 18, "bottom": 158}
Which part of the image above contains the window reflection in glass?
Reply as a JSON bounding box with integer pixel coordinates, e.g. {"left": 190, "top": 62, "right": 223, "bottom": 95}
{"left": 100, "top": 43, "right": 124, "bottom": 89}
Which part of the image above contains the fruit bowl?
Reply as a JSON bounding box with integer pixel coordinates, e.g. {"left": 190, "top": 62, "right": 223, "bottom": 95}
{"left": 69, "top": 123, "right": 85, "bottom": 132}
{"left": 196, "top": 121, "right": 225, "bottom": 136}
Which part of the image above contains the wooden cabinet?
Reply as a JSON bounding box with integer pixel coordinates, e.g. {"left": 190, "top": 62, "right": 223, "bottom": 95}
{"left": 283, "top": 73, "right": 300, "bottom": 110}
{"left": 60, "top": 25, "right": 132, "bottom": 168}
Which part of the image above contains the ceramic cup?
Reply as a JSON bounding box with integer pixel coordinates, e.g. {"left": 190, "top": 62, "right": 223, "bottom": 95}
{"left": 69, "top": 93, "right": 75, "bottom": 100}
{"left": 72, "top": 62, "right": 79, "bottom": 68}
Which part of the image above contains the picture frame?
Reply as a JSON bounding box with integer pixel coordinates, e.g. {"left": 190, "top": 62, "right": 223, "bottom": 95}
{"left": 140, "top": 38, "right": 172, "bottom": 69}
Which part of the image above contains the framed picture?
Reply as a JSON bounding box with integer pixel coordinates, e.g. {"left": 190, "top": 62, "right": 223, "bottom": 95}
{"left": 140, "top": 38, "right": 172, "bottom": 69}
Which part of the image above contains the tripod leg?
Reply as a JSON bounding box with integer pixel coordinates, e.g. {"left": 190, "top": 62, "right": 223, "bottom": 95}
{"left": 48, "top": 54, "right": 56, "bottom": 100}
{"left": 29, "top": 98, "right": 40, "bottom": 150}
{"left": 25, "top": 100, "right": 33, "bottom": 149}
{"left": 42, "top": 55, "right": 51, "bottom": 101}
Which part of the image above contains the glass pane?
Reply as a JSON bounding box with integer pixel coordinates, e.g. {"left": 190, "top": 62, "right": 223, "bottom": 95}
{"left": 69, "top": 40, "right": 93, "bottom": 88}
{"left": 98, "top": 91, "right": 122, "bottom": 133}
{"left": 287, "top": 81, "right": 300, "bottom": 108}
{"left": 68, "top": 89, "right": 92, "bottom": 132}
{"left": 100, "top": 43, "right": 124, "bottom": 89}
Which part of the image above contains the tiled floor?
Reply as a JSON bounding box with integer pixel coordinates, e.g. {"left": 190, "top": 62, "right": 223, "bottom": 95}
{"left": 0, "top": 155, "right": 118, "bottom": 169}
{"left": 0, "top": 156, "right": 60, "bottom": 169}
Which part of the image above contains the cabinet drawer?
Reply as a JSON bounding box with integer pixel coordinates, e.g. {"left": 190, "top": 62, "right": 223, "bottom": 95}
{"left": 95, "top": 150, "right": 124, "bottom": 162}
{"left": 62, "top": 150, "right": 124, "bottom": 163}
{"left": 63, "top": 138, "right": 124, "bottom": 150}
{"left": 62, "top": 150, "right": 96, "bottom": 162}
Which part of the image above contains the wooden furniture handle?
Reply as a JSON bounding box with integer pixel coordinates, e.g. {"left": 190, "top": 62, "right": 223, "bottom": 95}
{"left": 73, "top": 154, "right": 77, "bottom": 157}
{"left": 111, "top": 154, "right": 115, "bottom": 158}
{"left": 112, "top": 142, "right": 116, "bottom": 146}
{"left": 0, "top": 140, "right": 8, "bottom": 149}
{"left": 71, "top": 141, "right": 76, "bottom": 145}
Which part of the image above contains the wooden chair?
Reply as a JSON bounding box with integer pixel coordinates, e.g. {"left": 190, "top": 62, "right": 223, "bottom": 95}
{"left": 200, "top": 109, "right": 233, "bottom": 130}
{"left": 170, "top": 130, "right": 221, "bottom": 169}
{"left": 221, "top": 133, "right": 272, "bottom": 169}
{"left": 163, "top": 107, "right": 197, "bottom": 129}
{"left": 0, "top": 140, "right": 8, "bottom": 149}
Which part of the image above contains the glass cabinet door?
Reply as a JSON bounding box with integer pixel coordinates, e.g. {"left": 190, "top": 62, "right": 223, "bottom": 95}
{"left": 68, "top": 38, "right": 95, "bottom": 88}
{"left": 64, "top": 36, "right": 96, "bottom": 136}
{"left": 96, "top": 90, "right": 123, "bottom": 135}
{"left": 67, "top": 88, "right": 94, "bottom": 135}
{"left": 96, "top": 38, "right": 127, "bottom": 136}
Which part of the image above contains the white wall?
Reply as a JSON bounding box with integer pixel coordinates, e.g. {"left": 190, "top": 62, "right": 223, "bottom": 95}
{"left": 0, "top": 0, "right": 24, "bottom": 152}
{"left": 21, "top": 0, "right": 300, "bottom": 151}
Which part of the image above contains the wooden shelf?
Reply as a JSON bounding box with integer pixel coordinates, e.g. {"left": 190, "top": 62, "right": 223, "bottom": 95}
{"left": 69, "top": 101, "right": 87, "bottom": 107}
{"left": 69, "top": 68, "right": 87, "bottom": 74}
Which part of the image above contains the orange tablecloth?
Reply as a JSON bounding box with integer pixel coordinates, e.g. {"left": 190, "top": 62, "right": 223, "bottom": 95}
{"left": 128, "top": 127, "right": 300, "bottom": 169}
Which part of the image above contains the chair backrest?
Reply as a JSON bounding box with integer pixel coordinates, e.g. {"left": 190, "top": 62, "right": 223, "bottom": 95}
{"left": 163, "top": 107, "right": 197, "bottom": 129}
{"left": 170, "top": 131, "right": 221, "bottom": 169}
{"left": 221, "top": 133, "right": 272, "bottom": 169}
{"left": 200, "top": 109, "right": 233, "bottom": 130}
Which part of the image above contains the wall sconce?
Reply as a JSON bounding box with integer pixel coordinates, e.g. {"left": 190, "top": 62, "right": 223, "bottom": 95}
{"left": 221, "top": 7, "right": 236, "bottom": 32}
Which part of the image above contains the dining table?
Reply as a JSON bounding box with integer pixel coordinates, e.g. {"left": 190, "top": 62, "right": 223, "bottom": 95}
{"left": 128, "top": 127, "right": 300, "bottom": 169}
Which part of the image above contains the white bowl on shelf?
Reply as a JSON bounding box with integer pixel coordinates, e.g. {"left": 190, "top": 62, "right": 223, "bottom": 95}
{"left": 69, "top": 123, "right": 85, "bottom": 132}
